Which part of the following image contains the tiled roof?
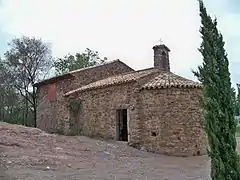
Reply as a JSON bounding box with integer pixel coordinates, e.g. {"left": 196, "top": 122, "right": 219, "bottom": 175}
{"left": 34, "top": 59, "right": 133, "bottom": 87}
{"left": 141, "top": 72, "right": 202, "bottom": 89}
{"left": 64, "top": 68, "right": 157, "bottom": 96}
{"left": 64, "top": 69, "right": 202, "bottom": 97}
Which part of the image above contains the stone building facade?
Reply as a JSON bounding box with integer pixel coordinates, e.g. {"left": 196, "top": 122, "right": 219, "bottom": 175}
{"left": 35, "top": 60, "right": 134, "bottom": 133}
{"left": 35, "top": 44, "right": 206, "bottom": 156}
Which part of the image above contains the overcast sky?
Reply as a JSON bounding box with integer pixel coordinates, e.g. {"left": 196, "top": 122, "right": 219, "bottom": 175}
{"left": 0, "top": 0, "right": 239, "bottom": 86}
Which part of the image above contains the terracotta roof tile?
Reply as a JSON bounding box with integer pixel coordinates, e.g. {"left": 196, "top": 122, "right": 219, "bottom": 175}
{"left": 34, "top": 59, "right": 133, "bottom": 87}
{"left": 141, "top": 72, "right": 202, "bottom": 89}
{"left": 64, "top": 69, "right": 202, "bottom": 97}
{"left": 64, "top": 68, "right": 157, "bottom": 96}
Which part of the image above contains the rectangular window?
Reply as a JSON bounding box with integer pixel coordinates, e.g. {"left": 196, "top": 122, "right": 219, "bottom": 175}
{"left": 47, "top": 83, "right": 57, "bottom": 102}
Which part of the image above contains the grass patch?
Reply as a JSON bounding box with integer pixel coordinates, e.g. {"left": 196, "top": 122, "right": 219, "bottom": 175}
{"left": 236, "top": 125, "right": 240, "bottom": 137}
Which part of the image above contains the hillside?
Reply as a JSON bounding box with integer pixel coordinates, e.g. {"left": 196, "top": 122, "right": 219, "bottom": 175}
{"left": 0, "top": 122, "right": 239, "bottom": 180}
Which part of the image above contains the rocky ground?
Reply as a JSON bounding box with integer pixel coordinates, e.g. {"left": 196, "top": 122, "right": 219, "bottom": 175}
{"left": 0, "top": 122, "right": 239, "bottom": 180}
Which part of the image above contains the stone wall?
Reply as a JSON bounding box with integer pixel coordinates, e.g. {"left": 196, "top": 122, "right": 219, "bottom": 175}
{"left": 67, "top": 71, "right": 158, "bottom": 141}
{"left": 71, "top": 60, "right": 134, "bottom": 90}
{"left": 36, "top": 60, "right": 206, "bottom": 157}
{"left": 36, "top": 60, "right": 133, "bottom": 134}
{"left": 138, "top": 88, "right": 206, "bottom": 156}
{"left": 36, "top": 79, "right": 72, "bottom": 134}
{"left": 66, "top": 73, "right": 206, "bottom": 157}
{"left": 69, "top": 82, "right": 137, "bottom": 139}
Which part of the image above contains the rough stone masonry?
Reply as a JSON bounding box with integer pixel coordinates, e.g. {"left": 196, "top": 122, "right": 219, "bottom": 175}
{"left": 35, "top": 43, "right": 206, "bottom": 156}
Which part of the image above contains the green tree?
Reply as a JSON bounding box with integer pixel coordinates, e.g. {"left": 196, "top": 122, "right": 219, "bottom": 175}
{"left": 3, "top": 36, "right": 53, "bottom": 127}
{"left": 54, "top": 48, "right": 107, "bottom": 75}
{"left": 193, "top": 1, "right": 240, "bottom": 179}
{"left": 0, "top": 59, "right": 25, "bottom": 125}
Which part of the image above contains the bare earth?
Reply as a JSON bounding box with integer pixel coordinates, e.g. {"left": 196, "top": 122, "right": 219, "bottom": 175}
{"left": 0, "top": 122, "right": 239, "bottom": 180}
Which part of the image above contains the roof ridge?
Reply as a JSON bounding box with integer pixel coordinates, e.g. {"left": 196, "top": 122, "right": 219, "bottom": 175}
{"left": 82, "top": 66, "right": 155, "bottom": 81}
{"left": 169, "top": 72, "right": 198, "bottom": 82}
{"left": 34, "top": 59, "right": 133, "bottom": 87}
{"left": 69, "top": 59, "right": 122, "bottom": 74}
{"left": 64, "top": 68, "right": 157, "bottom": 97}
{"left": 141, "top": 71, "right": 202, "bottom": 90}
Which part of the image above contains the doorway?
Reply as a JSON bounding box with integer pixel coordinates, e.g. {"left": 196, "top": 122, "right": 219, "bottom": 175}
{"left": 116, "top": 109, "right": 128, "bottom": 141}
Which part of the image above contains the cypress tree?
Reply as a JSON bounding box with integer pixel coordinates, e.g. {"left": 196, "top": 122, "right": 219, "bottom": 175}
{"left": 193, "top": 1, "right": 240, "bottom": 179}
{"left": 236, "top": 84, "right": 240, "bottom": 116}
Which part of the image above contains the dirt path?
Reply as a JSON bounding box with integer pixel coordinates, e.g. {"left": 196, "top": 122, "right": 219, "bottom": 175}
{"left": 0, "top": 122, "right": 239, "bottom": 180}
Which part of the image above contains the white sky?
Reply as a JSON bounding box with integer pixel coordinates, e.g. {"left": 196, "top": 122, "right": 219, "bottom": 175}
{"left": 0, "top": 0, "right": 239, "bottom": 83}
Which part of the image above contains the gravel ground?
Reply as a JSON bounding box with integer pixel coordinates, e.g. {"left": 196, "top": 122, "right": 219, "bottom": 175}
{"left": 0, "top": 122, "right": 239, "bottom": 180}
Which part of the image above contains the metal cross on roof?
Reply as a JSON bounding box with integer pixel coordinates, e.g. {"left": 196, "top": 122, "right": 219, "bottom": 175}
{"left": 156, "top": 38, "right": 163, "bottom": 45}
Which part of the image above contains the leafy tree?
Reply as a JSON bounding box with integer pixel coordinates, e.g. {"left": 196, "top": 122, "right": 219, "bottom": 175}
{"left": 54, "top": 48, "right": 106, "bottom": 75}
{"left": 0, "top": 59, "right": 24, "bottom": 125}
{"left": 3, "top": 36, "right": 53, "bottom": 127}
{"left": 193, "top": 1, "right": 240, "bottom": 179}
